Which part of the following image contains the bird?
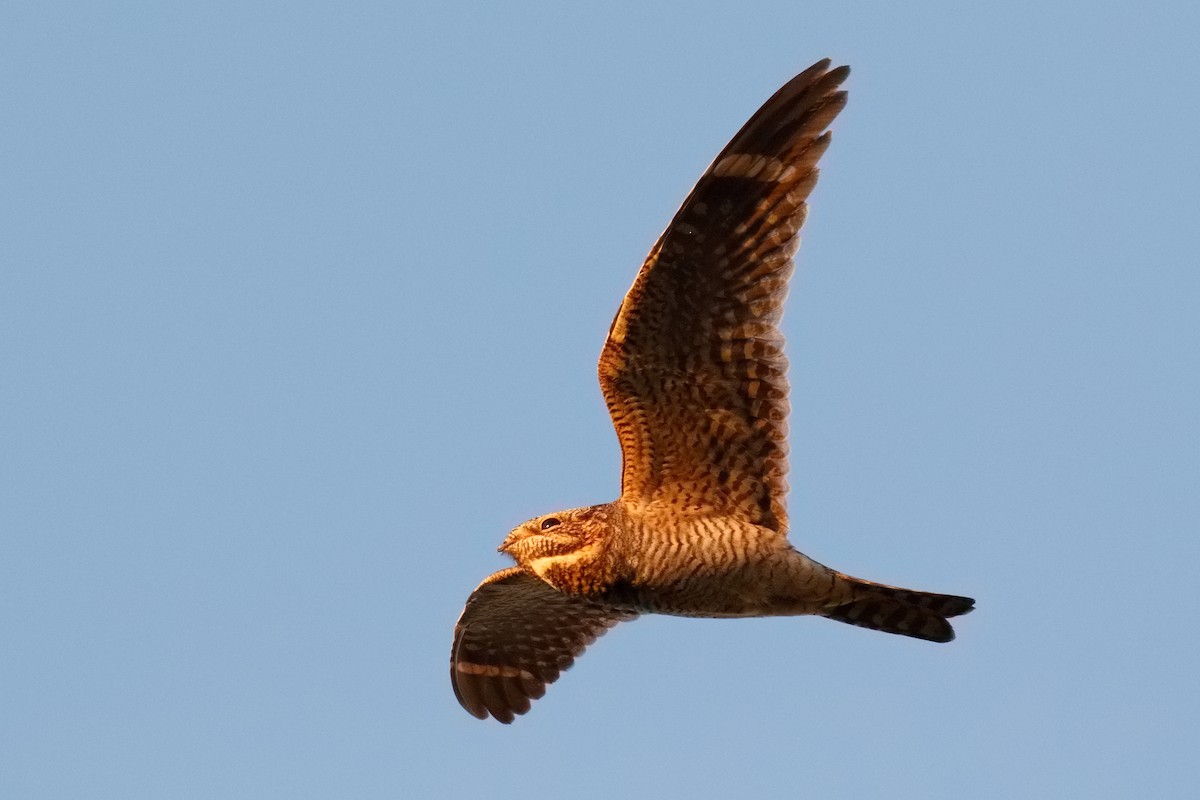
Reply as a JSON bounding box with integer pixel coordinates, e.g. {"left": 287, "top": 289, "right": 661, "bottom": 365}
{"left": 450, "top": 59, "right": 974, "bottom": 724}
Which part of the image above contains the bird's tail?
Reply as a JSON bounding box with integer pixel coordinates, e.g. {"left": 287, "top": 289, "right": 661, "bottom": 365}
{"left": 822, "top": 573, "right": 975, "bottom": 643}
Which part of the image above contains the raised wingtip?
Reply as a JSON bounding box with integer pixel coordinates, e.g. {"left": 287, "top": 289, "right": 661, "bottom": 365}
{"left": 803, "top": 58, "right": 849, "bottom": 78}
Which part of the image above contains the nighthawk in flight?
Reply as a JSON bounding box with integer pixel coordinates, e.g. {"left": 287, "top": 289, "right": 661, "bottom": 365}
{"left": 451, "top": 59, "right": 974, "bottom": 723}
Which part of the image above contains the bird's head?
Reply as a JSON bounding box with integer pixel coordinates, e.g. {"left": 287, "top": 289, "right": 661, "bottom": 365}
{"left": 499, "top": 504, "right": 617, "bottom": 594}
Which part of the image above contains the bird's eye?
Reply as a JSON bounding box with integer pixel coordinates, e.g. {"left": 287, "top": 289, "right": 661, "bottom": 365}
{"left": 540, "top": 517, "right": 561, "bottom": 530}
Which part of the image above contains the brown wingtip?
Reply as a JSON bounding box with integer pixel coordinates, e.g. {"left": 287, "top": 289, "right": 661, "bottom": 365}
{"left": 795, "top": 58, "right": 850, "bottom": 88}
{"left": 451, "top": 656, "right": 545, "bottom": 724}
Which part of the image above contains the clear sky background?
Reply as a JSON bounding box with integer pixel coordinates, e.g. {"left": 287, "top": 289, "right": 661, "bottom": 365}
{"left": 3, "top": 2, "right": 1198, "bottom": 798}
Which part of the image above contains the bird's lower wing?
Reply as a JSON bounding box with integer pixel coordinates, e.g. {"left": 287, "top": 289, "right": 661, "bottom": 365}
{"left": 451, "top": 568, "right": 637, "bottom": 723}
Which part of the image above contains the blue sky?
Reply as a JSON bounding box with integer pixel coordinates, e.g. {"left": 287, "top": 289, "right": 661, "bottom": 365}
{"left": 3, "top": 2, "right": 1198, "bottom": 798}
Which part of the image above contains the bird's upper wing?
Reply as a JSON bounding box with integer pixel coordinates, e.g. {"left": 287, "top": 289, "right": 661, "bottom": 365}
{"left": 598, "top": 60, "right": 848, "bottom": 534}
{"left": 450, "top": 568, "right": 637, "bottom": 724}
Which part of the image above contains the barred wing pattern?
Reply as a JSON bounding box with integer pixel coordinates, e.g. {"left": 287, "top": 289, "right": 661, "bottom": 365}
{"left": 599, "top": 60, "right": 849, "bottom": 533}
{"left": 450, "top": 568, "right": 637, "bottom": 724}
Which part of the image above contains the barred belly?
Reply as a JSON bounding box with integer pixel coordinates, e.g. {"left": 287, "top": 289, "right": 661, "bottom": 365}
{"left": 607, "top": 516, "right": 845, "bottom": 617}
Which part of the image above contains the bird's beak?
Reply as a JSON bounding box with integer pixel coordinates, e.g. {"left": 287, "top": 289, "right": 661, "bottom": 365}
{"left": 498, "top": 528, "right": 526, "bottom": 555}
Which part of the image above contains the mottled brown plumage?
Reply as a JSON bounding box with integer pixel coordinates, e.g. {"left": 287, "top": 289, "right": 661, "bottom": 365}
{"left": 451, "top": 60, "right": 974, "bottom": 724}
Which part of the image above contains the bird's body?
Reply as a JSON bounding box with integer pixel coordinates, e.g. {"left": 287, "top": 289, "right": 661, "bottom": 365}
{"left": 509, "top": 503, "right": 842, "bottom": 618}
{"left": 450, "top": 60, "right": 974, "bottom": 723}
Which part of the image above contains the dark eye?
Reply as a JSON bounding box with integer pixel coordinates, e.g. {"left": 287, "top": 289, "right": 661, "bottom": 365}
{"left": 540, "top": 517, "right": 561, "bottom": 530}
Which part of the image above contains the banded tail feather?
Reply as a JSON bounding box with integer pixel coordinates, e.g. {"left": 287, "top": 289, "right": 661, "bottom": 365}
{"left": 824, "top": 573, "right": 975, "bottom": 643}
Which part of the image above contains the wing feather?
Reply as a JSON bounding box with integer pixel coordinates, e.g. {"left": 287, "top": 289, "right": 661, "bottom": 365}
{"left": 450, "top": 568, "right": 636, "bottom": 723}
{"left": 599, "top": 60, "right": 850, "bottom": 532}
